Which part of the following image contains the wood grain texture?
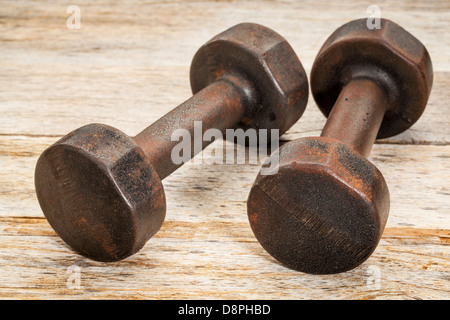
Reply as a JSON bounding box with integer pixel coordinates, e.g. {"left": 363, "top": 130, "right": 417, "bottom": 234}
{"left": 0, "top": 0, "right": 449, "bottom": 300}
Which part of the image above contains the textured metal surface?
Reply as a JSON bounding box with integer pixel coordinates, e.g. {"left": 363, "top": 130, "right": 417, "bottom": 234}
{"left": 35, "top": 124, "right": 166, "bottom": 262}
{"left": 310, "top": 18, "right": 433, "bottom": 139}
{"left": 247, "top": 19, "right": 433, "bottom": 274}
{"left": 190, "top": 23, "right": 309, "bottom": 137}
{"left": 134, "top": 79, "right": 247, "bottom": 180}
{"left": 248, "top": 137, "right": 390, "bottom": 274}
{"left": 321, "top": 78, "right": 388, "bottom": 158}
{"left": 35, "top": 23, "right": 309, "bottom": 262}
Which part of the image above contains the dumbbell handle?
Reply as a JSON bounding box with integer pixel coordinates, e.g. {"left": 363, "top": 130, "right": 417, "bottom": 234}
{"left": 134, "top": 78, "right": 248, "bottom": 180}
{"left": 320, "top": 78, "right": 389, "bottom": 158}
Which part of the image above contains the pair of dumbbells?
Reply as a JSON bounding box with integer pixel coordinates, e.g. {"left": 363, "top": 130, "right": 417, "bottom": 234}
{"left": 35, "top": 19, "right": 433, "bottom": 274}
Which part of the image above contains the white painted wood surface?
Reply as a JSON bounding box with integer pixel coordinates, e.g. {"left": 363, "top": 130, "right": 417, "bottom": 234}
{"left": 0, "top": 0, "right": 449, "bottom": 299}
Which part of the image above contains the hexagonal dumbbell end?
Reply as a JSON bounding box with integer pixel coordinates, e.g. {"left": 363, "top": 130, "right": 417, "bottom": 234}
{"left": 35, "top": 124, "right": 166, "bottom": 261}
{"left": 311, "top": 18, "right": 433, "bottom": 139}
{"left": 248, "top": 137, "right": 389, "bottom": 274}
{"left": 190, "top": 22, "right": 309, "bottom": 137}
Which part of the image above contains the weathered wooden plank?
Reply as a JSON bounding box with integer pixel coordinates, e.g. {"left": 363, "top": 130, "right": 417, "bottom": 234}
{"left": 0, "top": 137, "right": 448, "bottom": 298}
{"left": 1, "top": 136, "right": 448, "bottom": 228}
{"left": 0, "top": 0, "right": 449, "bottom": 143}
{"left": 0, "top": 216, "right": 448, "bottom": 299}
{"left": 0, "top": 0, "right": 448, "bottom": 300}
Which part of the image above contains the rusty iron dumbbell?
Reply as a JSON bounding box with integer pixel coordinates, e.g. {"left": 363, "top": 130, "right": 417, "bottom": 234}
{"left": 247, "top": 19, "right": 433, "bottom": 274}
{"left": 35, "top": 23, "right": 309, "bottom": 262}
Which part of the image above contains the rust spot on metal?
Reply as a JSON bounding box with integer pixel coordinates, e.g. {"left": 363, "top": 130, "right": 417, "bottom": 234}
{"left": 248, "top": 212, "right": 258, "bottom": 226}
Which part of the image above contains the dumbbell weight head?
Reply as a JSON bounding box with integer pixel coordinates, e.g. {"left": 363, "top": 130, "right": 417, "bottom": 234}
{"left": 191, "top": 23, "right": 309, "bottom": 136}
{"left": 35, "top": 124, "right": 166, "bottom": 262}
{"left": 248, "top": 136, "right": 389, "bottom": 274}
{"left": 311, "top": 18, "right": 433, "bottom": 139}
